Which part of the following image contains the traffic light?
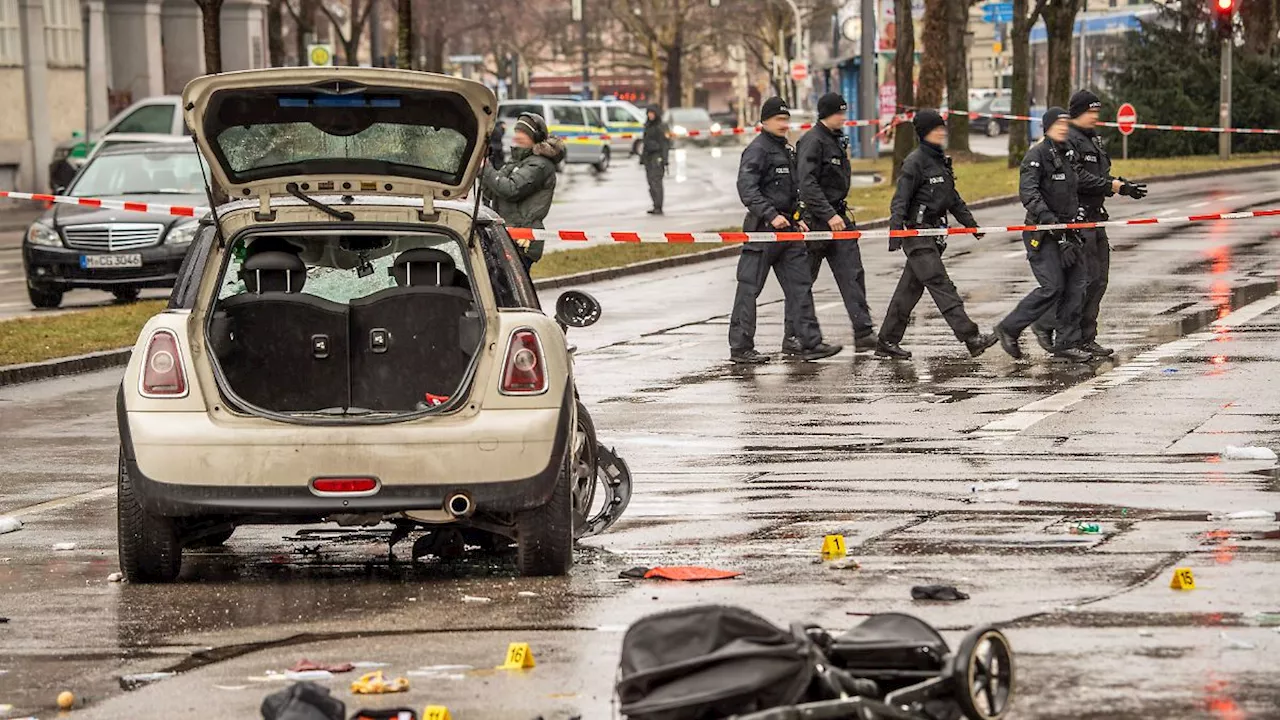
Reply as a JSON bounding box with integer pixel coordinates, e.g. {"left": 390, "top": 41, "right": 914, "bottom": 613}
{"left": 1215, "top": 0, "right": 1235, "bottom": 37}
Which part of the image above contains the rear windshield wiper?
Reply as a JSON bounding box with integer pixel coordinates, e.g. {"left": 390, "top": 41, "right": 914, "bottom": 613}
{"left": 285, "top": 182, "right": 354, "bottom": 221}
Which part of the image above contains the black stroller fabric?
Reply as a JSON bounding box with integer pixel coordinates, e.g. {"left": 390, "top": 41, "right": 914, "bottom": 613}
{"left": 617, "top": 605, "right": 816, "bottom": 720}
{"left": 829, "top": 612, "right": 950, "bottom": 680}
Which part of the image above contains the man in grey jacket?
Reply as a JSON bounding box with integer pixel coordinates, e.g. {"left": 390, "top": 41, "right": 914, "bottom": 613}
{"left": 481, "top": 113, "right": 567, "bottom": 272}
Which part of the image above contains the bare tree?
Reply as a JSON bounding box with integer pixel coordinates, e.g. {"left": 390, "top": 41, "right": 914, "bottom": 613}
{"left": 1041, "top": 0, "right": 1084, "bottom": 107}
{"left": 917, "top": 0, "right": 947, "bottom": 107}
{"left": 1008, "top": 0, "right": 1045, "bottom": 166}
{"left": 396, "top": 0, "right": 411, "bottom": 68}
{"left": 267, "top": 0, "right": 286, "bottom": 66}
{"left": 194, "top": 0, "right": 225, "bottom": 73}
{"left": 317, "top": 0, "right": 376, "bottom": 65}
{"left": 1240, "top": 0, "right": 1278, "bottom": 56}
{"left": 892, "top": 0, "right": 915, "bottom": 179}
{"left": 944, "top": 0, "right": 977, "bottom": 153}
{"left": 286, "top": 0, "right": 318, "bottom": 66}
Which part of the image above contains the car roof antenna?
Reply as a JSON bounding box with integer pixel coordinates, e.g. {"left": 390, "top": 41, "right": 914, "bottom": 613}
{"left": 190, "top": 135, "right": 227, "bottom": 249}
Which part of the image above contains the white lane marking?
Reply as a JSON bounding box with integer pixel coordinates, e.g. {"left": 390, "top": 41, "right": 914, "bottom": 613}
{"left": 1157, "top": 208, "right": 1181, "bottom": 217}
{"left": 1188, "top": 200, "right": 1210, "bottom": 208}
{"left": 1219, "top": 194, "right": 1245, "bottom": 203}
{"left": 0, "top": 485, "right": 114, "bottom": 520}
{"left": 977, "top": 292, "right": 1280, "bottom": 436}
{"left": 1003, "top": 250, "right": 1025, "bottom": 259}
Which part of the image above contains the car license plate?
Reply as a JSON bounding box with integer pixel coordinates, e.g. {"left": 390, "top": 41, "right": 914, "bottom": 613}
{"left": 80, "top": 253, "right": 143, "bottom": 269}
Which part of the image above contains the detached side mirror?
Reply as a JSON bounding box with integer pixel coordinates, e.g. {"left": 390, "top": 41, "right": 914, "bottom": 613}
{"left": 555, "top": 290, "right": 602, "bottom": 328}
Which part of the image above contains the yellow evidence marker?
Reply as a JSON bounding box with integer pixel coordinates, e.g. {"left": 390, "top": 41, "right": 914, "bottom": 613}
{"left": 821, "top": 534, "right": 847, "bottom": 559}
{"left": 498, "top": 642, "right": 536, "bottom": 670}
{"left": 423, "top": 706, "right": 452, "bottom": 720}
{"left": 1169, "top": 567, "right": 1196, "bottom": 590}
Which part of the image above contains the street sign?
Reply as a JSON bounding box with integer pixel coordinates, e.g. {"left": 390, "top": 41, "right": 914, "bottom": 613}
{"left": 1116, "top": 102, "right": 1137, "bottom": 135}
{"left": 448, "top": 55, "right": 484, "bottom": 64}
{"left": 790, "top": 61, "right": 809, "bottom": 82}
{"left": 307, "top": 44, "right": 333, "bottom": 67}
{"left": 981, "top": 2, "right": 1013, "bottom": 23}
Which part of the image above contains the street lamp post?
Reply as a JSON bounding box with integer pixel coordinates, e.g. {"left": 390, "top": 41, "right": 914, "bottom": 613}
{"left": 780, "top": 0, "right": 805, "bottom": 109}
{"left": 572, "top": 0, "right": 591, "bottom": 100}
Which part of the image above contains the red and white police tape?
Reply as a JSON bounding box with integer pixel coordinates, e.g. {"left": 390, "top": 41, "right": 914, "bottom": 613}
{"left": 0, "top": 190, "right": 201, "bottom": 217}
{"left": 563, "top": 118, "right": 883, "bottom": 142}
{"left": 940, "top": 110, "right": 1280, "bottom": 136}
{"left": 5, "top": 189, "right": 1279, "bottom": 243}
{"left": 509, "top": 208, "right": 1280, "bottom": 244}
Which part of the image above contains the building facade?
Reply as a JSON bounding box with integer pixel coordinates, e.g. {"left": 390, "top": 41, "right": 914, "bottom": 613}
{"left": 0, "top": 0, "right": 267, "bottom": 192}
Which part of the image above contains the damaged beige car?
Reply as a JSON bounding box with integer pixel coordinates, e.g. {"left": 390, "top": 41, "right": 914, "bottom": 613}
{"left": 115, "top": 68, "right": 630, "bottom": 583}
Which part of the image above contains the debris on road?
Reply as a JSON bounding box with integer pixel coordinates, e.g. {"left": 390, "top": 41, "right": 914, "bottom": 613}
{"left": 1071, "top": 522, "right": 1102, "bottom": 534}
{"left": 285, "top": 670, "right": 333, "bottom": 682}
{"left": 119, "top": 672, "right": 175, "bottom": 691}
{"left": 911, "top": 585, "right": 970, "bottom": 601}
{"left": 1206, "top": 510, "right": 1276, "bottom": 521}
{"left": 1219, "top": 632, "right": 1257, "bottom": 650}
{"left": 261, "top": 681, "right": 345, "bottom": 720}
{"left": 0, "top": 517, "right": 21, "bottom": 535}
{"left": 290, "top": 659, "right": 354, "bottom": 674}
{"left": 51, "top": 542, "right": 76, "bottom": 551}
{"left": 56, "top": 691, "right": 74, "bottom": 710}
{"left": 461, "top": 595, "right": 492, "bottom": 604}
{"left": 1221, "top": 445, "right": 1278, "bottom": 461}
{"left": 825, "top": 557, "right": 861, "bottom": 571}
{"left": 350, "top": 662, "right": 390, "bottom": 669}
{"left": 350, "top": 671, "right": 409, "bottom": 694}
{"left": 619, "top": 566, "right": 742, "bottom": 581}
{"left": 970, "top": 479, "right": 1021, "bottom": 492}
{"left": 107, "top": 572, "right": 123, "bottom": 582}
{"left": 517, "top": 591, "right": 539, "bottom": 598}
{"left": 353, "top": 709, "right": 424, "bottom": 720}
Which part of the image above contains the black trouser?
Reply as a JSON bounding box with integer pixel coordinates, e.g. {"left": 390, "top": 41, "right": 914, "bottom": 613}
{"left": 879, "top": 236, "right": 979, "bottom": 345}
{"left": 644, "top": 160, "right": 664, "bottom": 211}
{"left": 729, "top": 243, "right": 823, "bottom": 352}
{"left": 1001, "top": 232, "right": 1089, "bottom": 351}
{"left": 1033, "top": 228, "right": 1109, "bottom": 343}
{"left": 783, "top": 215, "right": 874, "bottom": 340}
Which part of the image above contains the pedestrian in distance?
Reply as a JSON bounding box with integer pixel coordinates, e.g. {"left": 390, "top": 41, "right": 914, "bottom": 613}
{"left": 876, "top": 110, "right": 997, "bottom": 360}
{"left": 480, "top": 113, "right": 566, "bottom": 274}
{"left": 728, "top": 96, "right": 842, "bottom": 365}
{"left": 782, "top": 92, "right": 877, "bottom": 355}
{"left": 641, "top": 104, "right": 671, "bottom": 215}
{"left": 1030, "top": 90, "right": 1148, "bottom": 358}
{"left": 994, "top": 107, "right": 1093, "bottom": 363}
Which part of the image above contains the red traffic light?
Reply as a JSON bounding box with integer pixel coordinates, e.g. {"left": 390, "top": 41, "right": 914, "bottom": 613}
{"left": 1216, "top": 0, "right": 1233, "bottom": 11}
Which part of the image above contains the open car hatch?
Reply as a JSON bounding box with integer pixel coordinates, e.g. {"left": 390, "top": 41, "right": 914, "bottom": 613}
{"left": 183, "top": 68, "right": 496, "bottom": 207}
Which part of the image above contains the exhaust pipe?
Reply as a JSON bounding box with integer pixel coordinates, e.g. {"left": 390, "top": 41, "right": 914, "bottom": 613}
{"left": 445, "top": 493, "right": 474, "bottom": 518}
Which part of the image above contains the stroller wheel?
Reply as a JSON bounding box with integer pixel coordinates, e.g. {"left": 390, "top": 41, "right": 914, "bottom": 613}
{"left": 951, "top": 626, "right": 1014, "bottom": 720}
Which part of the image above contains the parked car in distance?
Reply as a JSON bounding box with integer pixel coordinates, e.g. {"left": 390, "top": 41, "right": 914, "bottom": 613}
{"left": 23, "top": 143, "right": 207, "bottom": 309}
{"left": 664, "top": 107, "right": 721, "bottom": 146}
{"left": 48, "top": 96, "right": 186, "bottom": 190}
{"left": 497, "top": 99, "right": 611, "bottom": 171}
{"left": 970, "top": 95, "right": 1014, "bottom": 137}
{"left": 77, "top": 133, "right": 190, "bottom": 173}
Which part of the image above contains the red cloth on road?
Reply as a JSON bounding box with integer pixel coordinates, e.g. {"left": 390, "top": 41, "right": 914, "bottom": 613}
{"left": 643, "top": 566, "right": 741, "bottom": 581}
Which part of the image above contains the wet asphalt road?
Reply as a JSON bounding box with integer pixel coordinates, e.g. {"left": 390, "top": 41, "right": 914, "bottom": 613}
{"left": 2, "top": 167, "right": 1280, "bottom": 719}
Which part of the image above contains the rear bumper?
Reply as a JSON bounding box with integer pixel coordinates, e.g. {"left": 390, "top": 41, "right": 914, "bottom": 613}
{"left": 24, "top": 244, "right": 187, "bottom": 289}
{"left": 117, "top": 386, "right": 573, "bottom": 519}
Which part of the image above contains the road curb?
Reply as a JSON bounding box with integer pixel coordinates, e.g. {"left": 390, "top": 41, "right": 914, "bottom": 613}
{"left": 0, "top": 348, "right": 132, "bottom": 388}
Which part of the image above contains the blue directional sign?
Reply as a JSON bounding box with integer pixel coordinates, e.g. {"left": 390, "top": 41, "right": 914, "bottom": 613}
{"left": 981, "top": 2, "right": 1014, "bottom": 23}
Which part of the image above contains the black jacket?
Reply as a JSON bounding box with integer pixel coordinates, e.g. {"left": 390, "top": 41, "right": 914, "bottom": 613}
{"left": 1066, "top": 125, "right": 1115, "bottom": 220}
{"left": 888, "top": 142, "right": 976, "bottom": 250}
{"left": 737, "top": 132, "right": 799, "bottom": 232}
{"left": 641, "top": 107, "right": 670, "bottom": 165}
{"left": 797, "top": 123, "right": 852, "bottom": 229}
{"left": 1020, "top": 139, "right": 1080, "bottom": 225}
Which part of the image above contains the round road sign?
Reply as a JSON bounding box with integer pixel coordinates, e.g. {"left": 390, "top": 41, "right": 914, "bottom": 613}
{"left": 308, "top": 44, "right": 333, "bottom": 67}
{"left": 1116, "top": 102, "right": 1137, "bottom": 136}
{"left": 790, "top": 61, "right": 809, "bottom": 82}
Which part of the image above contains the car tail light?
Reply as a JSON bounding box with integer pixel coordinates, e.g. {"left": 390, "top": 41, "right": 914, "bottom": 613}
{"left": 139, "top": 329, "right": 187, "bottom": 397}
{"left": 501, "top": 329, "right": 546, "bottom": 395}
{"left": 311, "top": 477, "right": 379, "bottom": 494}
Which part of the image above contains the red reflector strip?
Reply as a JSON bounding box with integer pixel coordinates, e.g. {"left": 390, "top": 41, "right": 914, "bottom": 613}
{"left": 311, "top": 478, "right": 378, "bottom": 494}
{"left": 719, "top": 232, "right": 749, "bottom": 243}
{"left": 78, "top": 198, "right": 102, "bottom": 208}
{"left": 1189, "top": 214, "right": 1223, "bottom": 222}
{"left": 508, "top": 228, "right": 535, "bottom": 241}
{"left": 123, "top": 202, "right": 149, "bottom": 213}
{"left": 666, "top": 233, "right": 696, "bottom": 243}
{"left": 560, "top": 230, "right": 589, "bottom": 242}
{"left": 611, "top": 232, "right": 642, "bottom": 243}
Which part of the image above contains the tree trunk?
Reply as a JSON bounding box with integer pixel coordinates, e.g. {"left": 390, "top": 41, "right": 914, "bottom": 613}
{"left": 396, "top": 0, "right": 412, "bottom": 68}
{"left": 198, "top": 0, "right": 224, "bottom": 73}
{"left": 892, "top": 0, "right": 916, "bottom": 180}
{"left": 421, "top": 19, "right": 445, "bottom": 72}
{"left": 666, "top": 24, "right": 684, "bottom": 109}
{"left": 1042, "top": 0, "right": 1080, "bottom": 108}
{"left": 294, "top": 0, "right": 317, "bottom": 67}
{"left": 1008, "top": 0, "right": 1034, "bottom": 166}
{"left": 1240, "top": 0, "right": 1277, "bottom": 56}
{"left": 267, "top": 0, "right": 284, "bottom": 66}
{"left": 917, "top": 0, "right": 947, "bottom": 107}
{"left": 944, "top": 0, "right": 971, "bottom": 153}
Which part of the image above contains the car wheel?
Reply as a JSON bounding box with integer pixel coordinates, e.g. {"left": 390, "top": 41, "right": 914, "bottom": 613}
{"left": 631, "top": 139, "right": 642, "bottom": 156}
{"left": 117, "top": 448, "right": 182, "bottom": 583}
{"left": 112, "top": 286, "right": 141, "bottom": 303}
{"left": 515, "top": 447, "right": 574, "bottom": 577}
{"left": 987, "top": 121, "right": 1001, "bottom": 138}
{"left": 593, "top": 148, "right": 611, "bottom": 173}
{"left": 571, "top": 400, "right": 599, "bottom": 536}
{"left": 27, "top": 284, "right": 63, "bottom": 309}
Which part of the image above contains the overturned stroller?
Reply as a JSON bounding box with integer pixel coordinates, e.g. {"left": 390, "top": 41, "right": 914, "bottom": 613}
{"left": 616, "top": 605, "right": 1014, "bottom": 720}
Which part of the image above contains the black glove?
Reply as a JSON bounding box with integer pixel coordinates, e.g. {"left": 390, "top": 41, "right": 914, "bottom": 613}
{"left": 1057, "top": 231, "right": 1083, "bottom": 268}
{"left": 1118, "top": 177, "right": 1148, "bottom": 199}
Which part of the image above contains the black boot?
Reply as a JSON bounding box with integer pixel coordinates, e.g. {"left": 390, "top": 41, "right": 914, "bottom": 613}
{"left": 875, "top": 340, "right": 912, "bottom": 359}
{"left": 995, "top": 324, "right": 1023, "bottom": 360}
{"left": 854, "top": 332, "right": 878, "bottom": 352}
{"left": 647, "top": 208, "right": 664, "bottom": 215}
{"left": 1080, "top": 340, "right": 1114, "bottom": 357}
{"left": 781, "top": 336, "right": 803, "bottom": 355}
{"left": 965, "top": 332, "right": 1000, "bottom": 358}
{"left": 1052, "top": 346, "right": 1094, "bottom": 363}
{"left": 730, "top": 349, "right": 772, "bottom": 364}
{"left": 1032, "top": 325, "right": 1055, "bottom": 353}
{"left": 800, "top": 343, "right": 843, "bottom": 361}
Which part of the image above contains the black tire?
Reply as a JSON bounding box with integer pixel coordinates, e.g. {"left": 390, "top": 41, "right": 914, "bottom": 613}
{"left": 117, "top": 448, "right": 182, "bottom": 583}
{"left": 952, "top": 626, "right": 1015, "bottom": 720}
{"left": 593, "top": 148, "right": 611, "bottom": 173}
{"left": 27, "top": 284, "right": 63, "bottom": 309}
{"left": 631, "top": 139, "right": 643, "bottom": 156}
{"left": 112, "top": 286, "right": 141, "bottom": 303}
{"left": 515, "top": 449, "right": 574, "bottom": 577}
{"left": 986, "top": 121, "right": 1001, "bottom": 138}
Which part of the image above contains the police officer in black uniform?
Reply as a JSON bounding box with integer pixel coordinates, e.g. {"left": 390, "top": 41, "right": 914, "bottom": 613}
{"left": 995, "top": 107, "right": 1093, "bottom": 363}
{"left": 1032, "top": 90, "right": 1148, "bottom": 357}
{"left": 876, "top": 110, "right": 997, "bottom": 360}
{"left": 729, "top": 97, "right": 842, "bottom": 364}
{"left": 641, "top": 104, "right": 671, "bottom": 215}
{"left": 781, "top": 92, "right": 876, "bottom": 355}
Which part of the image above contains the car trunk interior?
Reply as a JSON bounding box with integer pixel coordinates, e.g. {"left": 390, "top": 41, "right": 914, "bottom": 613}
{"left": 206, "top": 229, "right": 484, "bottom": 417}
